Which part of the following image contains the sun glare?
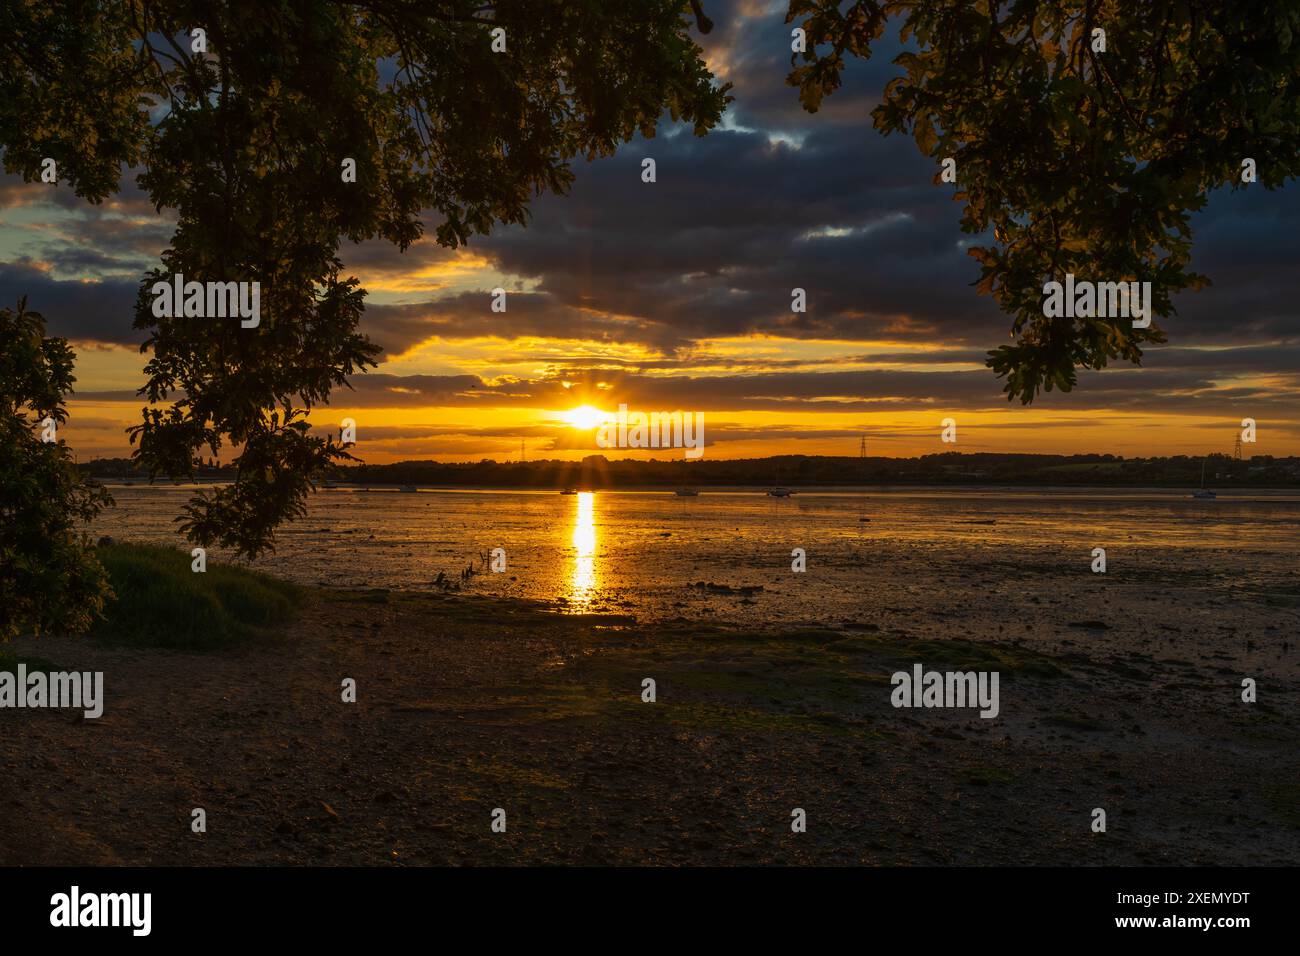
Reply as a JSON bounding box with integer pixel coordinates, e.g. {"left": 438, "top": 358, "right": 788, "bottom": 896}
{"left": 562, "top": 404, "right": 610, "bottom": 430}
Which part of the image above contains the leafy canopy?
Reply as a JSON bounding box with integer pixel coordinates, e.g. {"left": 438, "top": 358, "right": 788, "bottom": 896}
{"left": 0, "top": 0, "right": 729, "bottom": 556}
{"left": 0, "top": 299, "right": 112, "bottom": 642}
{"left": 786, "top": 0, "right": 1300, "bottom": 402}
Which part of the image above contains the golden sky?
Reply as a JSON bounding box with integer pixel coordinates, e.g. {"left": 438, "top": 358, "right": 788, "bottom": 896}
{"left": 4, "top": 3, "right": 1297, "bottom": 464}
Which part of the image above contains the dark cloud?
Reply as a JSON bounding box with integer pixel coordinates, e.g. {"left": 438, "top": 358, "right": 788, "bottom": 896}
{"left": 279, "top": 364, "right": 1300, "bottom": 421}
{"left": 0, "top": 168, "right": 156, "bottom": 215}
{"left": 3, "top": 7, "right": 1296, "bottom": 415}
{"left": 347, "top": 121, "right": 1001, "bottom": 357}
{"left": 697, "top": 0, "right": 911, "bottom": 133}
{"left": 0, "top": 260, "right": 142, "bottom": 345}
{"left": 361, "top": 290, "right": 685, "bottom": 357}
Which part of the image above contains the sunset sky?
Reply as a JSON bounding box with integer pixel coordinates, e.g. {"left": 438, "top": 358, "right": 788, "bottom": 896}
{"left": 2, "top": 0, "right": 1297, "bottom": 464}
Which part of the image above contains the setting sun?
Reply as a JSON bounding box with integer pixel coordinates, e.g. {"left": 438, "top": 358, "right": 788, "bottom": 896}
{"left": 561, "top": 405, "right": 610, "bottom": 430}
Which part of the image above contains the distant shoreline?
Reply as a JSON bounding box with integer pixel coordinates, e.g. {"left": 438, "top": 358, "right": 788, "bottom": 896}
{"left": 89, "top": 480, "right": 1300, "bottom": 493}
{"left": 80, "top": 451, "right": 1300, "bottom": 491}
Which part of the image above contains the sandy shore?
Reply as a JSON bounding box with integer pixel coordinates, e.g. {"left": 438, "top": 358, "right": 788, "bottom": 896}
{"left": 1, "top": 583, "right": 1297, "bottom": 865}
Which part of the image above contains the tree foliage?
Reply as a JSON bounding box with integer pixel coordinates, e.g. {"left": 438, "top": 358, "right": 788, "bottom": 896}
{"left": 0, "top": 1, "right": 729, "bottom": 556}
{"left": 0, "top": 299, "right": 112, "bottom": 641}
{"left": 786, "top": 0, "right": 1300, "bottom": 402}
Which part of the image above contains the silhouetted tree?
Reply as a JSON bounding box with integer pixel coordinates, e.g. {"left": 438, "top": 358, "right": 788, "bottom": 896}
{"left": 0, "top": 0, "right": 729, "bottom": 556}
{"left": 787, "top": 0, "right": 1300, "bottom": 402}
{"left": 0, "top": 299, "right": 112, "bottom": 640}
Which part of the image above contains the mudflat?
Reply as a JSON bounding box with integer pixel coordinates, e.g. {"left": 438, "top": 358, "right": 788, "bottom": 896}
{"left": 1, "top": 578, "right": 1296, "bottom": 866}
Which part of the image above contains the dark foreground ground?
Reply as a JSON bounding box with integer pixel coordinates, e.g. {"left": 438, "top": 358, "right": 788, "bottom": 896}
{"left": 1, "top": 587, "right": 1297, "bottom": 865}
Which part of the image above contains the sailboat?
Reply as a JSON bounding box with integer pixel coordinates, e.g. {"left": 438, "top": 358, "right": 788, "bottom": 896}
{"left": 767, "top": 458, "right": 797, "bottom": 497}
{"left": 1190, "top": 459, "right": 1216, "bottom": 499}
{"left": 674, "top": 487, "right": 699, "bottom": 496}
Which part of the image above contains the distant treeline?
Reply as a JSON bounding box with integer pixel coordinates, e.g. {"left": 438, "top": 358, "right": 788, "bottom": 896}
{"left": 82, "top": 452, "right": 1300, "bottom": 488}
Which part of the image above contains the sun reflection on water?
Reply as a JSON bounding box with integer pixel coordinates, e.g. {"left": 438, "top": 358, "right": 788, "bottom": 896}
{"left": 568, "top": 491, "right": 597, "bottom": 610}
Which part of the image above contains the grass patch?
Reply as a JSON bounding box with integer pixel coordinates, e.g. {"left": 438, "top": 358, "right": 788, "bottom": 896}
{"left": 394, "top": 684, "right": 611, "bottom": 725}
{"left": 387, "top": 620, "right": 1079, "bottom": 748}
{"left": 965, "top": 765, "right": 1015, "bottom": 786}
{"left": 463, "top": 755, "right": 574, "bottom": 791}
{"left": 1235, "top": 703, "right": 1297, "bottom": 743}
{"left": 0, "top": 648, "right": 60, "bottom": 673}
{"left": 90, "top": 542, "right": 302, "bottom": 648}
{"left": 844, "top": 635, "right": 1069, "bottom": 679}
{"left": 560, "top": 624, "right": 1062, "bottom": 741}
{"left": 328, "top": 588, "right": 391, "bottom": 605}
{"left": 1043, "top": 712, "right": 1109, "bottom": 732}
{"left": 1262, "top": 781, "right": 1300, "bottom": 829}
{"left": 662, "top": 699, "right": 871, "bottom": 737}
{"left": 702, "top": 627, "right": 850, "bottom": 646}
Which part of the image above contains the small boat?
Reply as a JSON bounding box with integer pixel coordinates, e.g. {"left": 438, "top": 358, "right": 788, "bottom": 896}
{"left": 1190, "top": 460, "right": 1216, "bottom": 499}
{"left": 674, "top": 488, "right": 699, "bottom": 497}
{"left": 399, "top": 484, "right": 417, "bottom": 493}
{"left": 561, "top": 486, "right": 578, "bottom": 495}
{"left": 767, "top": 487, "right": 795, "bottom": 497}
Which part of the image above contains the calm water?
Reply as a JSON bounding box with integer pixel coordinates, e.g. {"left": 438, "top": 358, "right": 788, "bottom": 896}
{"left": 91, "top": 485, "right": 1300, "bottom": 627}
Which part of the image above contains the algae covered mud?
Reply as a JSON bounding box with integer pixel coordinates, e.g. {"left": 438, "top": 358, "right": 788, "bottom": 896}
{"left": 3, "top": 584, "right": 1296, "bottom": 866}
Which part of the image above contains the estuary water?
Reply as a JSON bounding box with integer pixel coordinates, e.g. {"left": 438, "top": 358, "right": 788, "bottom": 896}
{"left": 90, "top": 485, "right": 1300, "bottom": 630}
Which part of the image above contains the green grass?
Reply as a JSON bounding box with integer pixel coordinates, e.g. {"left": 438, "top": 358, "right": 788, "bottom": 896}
{"left": 326, "top": 588, "right": 391, "bottom": 605}
{"left": 1262, "top": 781, "right": 1300, "bottom": 829}
{"left": 537, "top": 622, "right": 1073, "bottom": 743}
{"left": 90, "top": 542, "right": 302, "bottom": 648}
{"left": 0, "top": 648, "right": 60, "bottom": 673}
{"left": 839, "top": 635, "right": 1069, "bottom": 679}
{"left": 1043, "top": 712, "right": 1109, "bottom": 732}
{"left": 965, "top": 764, "right": 1015, "bottom": 786}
